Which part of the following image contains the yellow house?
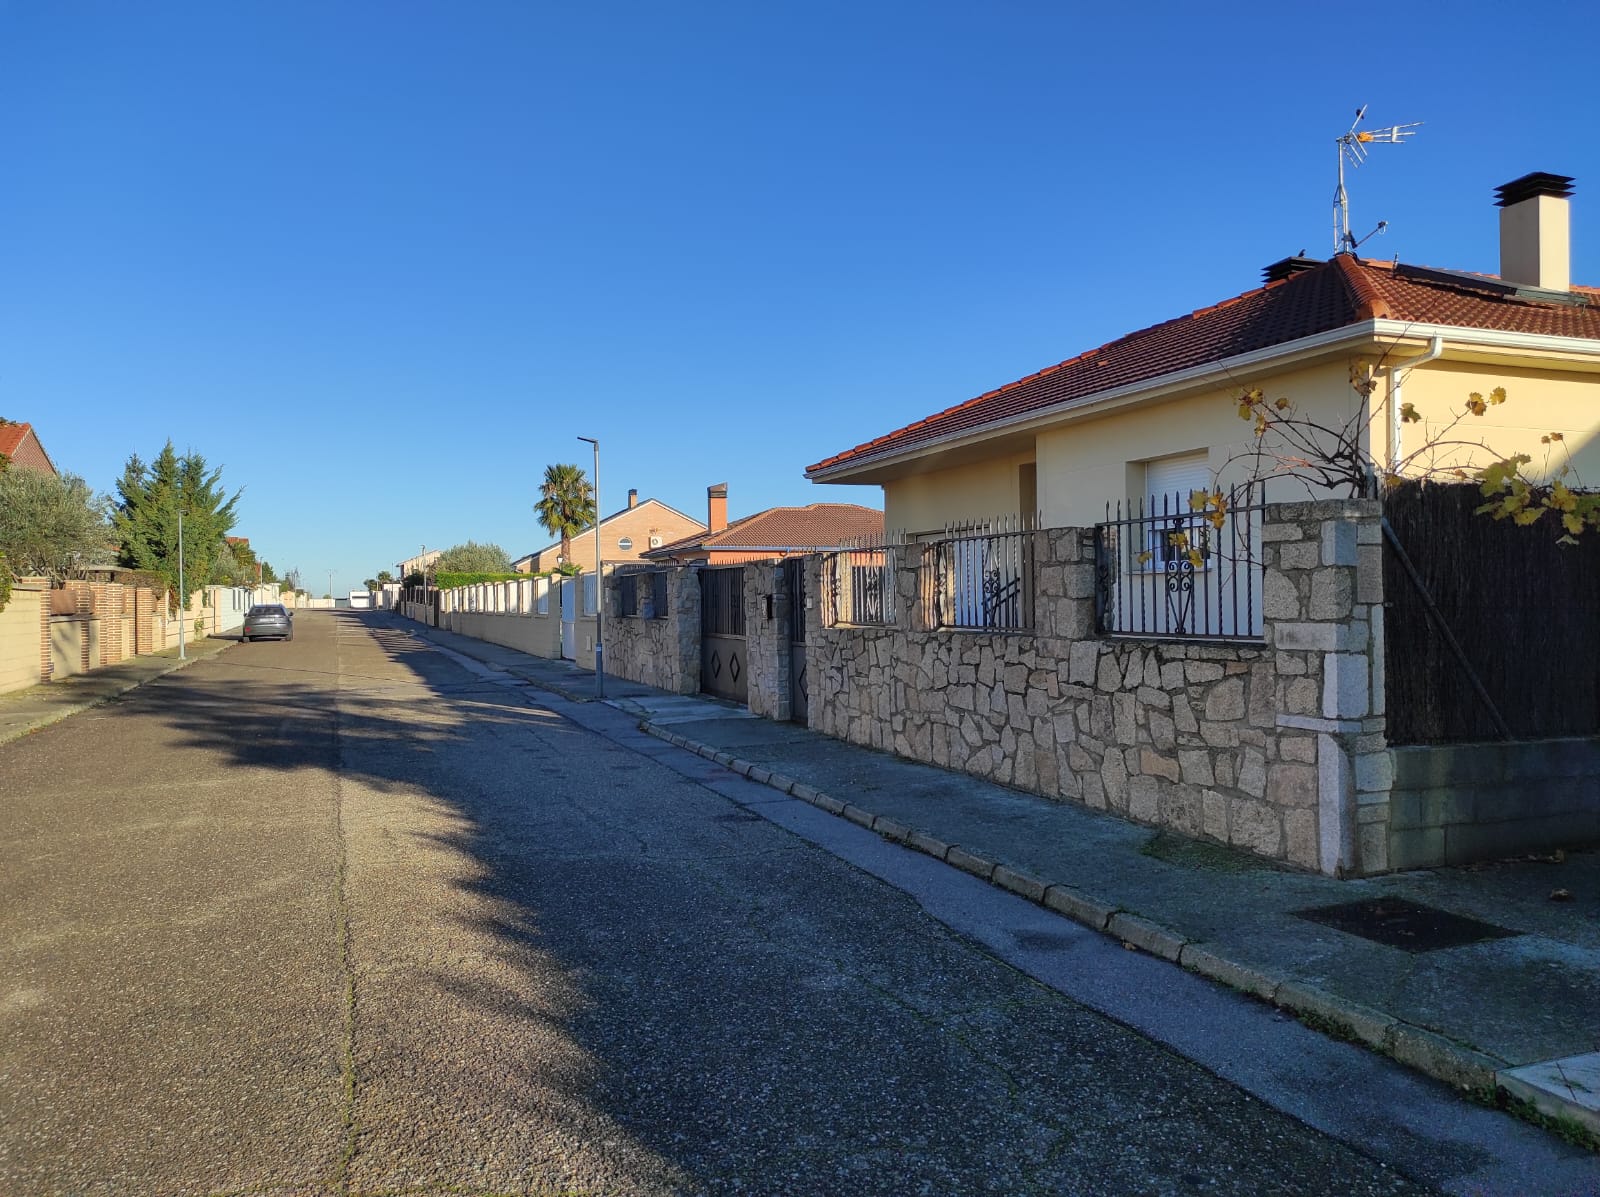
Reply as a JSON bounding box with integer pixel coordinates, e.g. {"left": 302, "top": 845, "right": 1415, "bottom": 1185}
{"left": 512, "top": 489, "right": 705, "bottom": 574}
{"left": 807, "top": 173, "right": 1600, "bottom": 533}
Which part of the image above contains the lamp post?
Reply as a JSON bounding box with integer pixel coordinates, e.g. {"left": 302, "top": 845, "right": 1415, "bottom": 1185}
{"left": 577, "top": 436, "right": 604, "bottom": 699}
{"left": 328, "top": 570, "right": 335, "bottom": 609}
{"left": 177, "top": 508, "right": 186, "bottom": 660}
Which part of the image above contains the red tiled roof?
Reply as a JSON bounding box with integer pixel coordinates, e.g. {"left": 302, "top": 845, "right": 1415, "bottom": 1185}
{"left": 0, "top": 422, "right": 29, "bottom": 458}
{"left": 808, "top": 256, "right": 1600, "bottom": 475}
{"left": 647, "top": 504, "right": 883, "bottom": 556}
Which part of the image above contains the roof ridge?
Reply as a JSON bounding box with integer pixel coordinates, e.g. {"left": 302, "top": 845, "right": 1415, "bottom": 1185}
{"left": 1331, "top": 255, "right": 1393, "bottom": 321}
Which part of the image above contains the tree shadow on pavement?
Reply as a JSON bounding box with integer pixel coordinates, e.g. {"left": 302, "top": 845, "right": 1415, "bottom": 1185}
{"left": 104, "top": 610, "right": 1439, "bottom": 1197}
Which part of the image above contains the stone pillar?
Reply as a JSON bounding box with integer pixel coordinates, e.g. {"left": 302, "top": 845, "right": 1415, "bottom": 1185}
{"left": 744, "top": 562, "right": 790, "bottom": 721}
{"left": 1261, "top": 499, "right": 1387, "bottom": 875}
{"left": 671, "top": 567, "right": 702, "bottom": 695}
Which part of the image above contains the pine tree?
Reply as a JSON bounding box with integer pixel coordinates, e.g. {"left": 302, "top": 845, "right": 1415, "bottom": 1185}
{"left": 112, "top": 442, "right": 240, "bottom": 608}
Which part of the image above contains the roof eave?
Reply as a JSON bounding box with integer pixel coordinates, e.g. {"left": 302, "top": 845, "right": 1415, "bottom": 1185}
{"left": 806, "top": 321, "right": 1388, "bottom": 484}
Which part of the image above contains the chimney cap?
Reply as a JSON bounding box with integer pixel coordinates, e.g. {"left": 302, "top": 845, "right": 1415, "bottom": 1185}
{"left": 1494, "top": 172, "right": 1575, "bottom": 208}
{"left": 707, "top": 482, "right": 728, "bottom": 496}
{"left": 1262, "top": 255, "right": 1323, "bottom": 284}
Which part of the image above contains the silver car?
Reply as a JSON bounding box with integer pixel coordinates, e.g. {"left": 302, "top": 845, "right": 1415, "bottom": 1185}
{"left": 242, "top": 604, "right": 294, "bottom": 642}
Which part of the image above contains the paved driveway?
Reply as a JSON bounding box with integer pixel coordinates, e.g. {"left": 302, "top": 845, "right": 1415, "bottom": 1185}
{"left": 0, "top": 611, "right": 1473, "bottom": 1194}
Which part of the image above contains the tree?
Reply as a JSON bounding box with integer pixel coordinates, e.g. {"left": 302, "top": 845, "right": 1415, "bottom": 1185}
{"left": 112, "top": 442, "right": 241, "bottom": 607}
{"left": 535, "top": 463, "right": 596, "bottom": 568}
{"left": 1164, "top": 373, "right": 1598, "bottom": 573}
{"left": 0, "top": 468, "right": 112, "bottom": 583}
{"left": 434, "top": 540, "right": 514, "bottom": 573}
{"left": 376, "top": 569, "right": 395, "bottom": 585}
{"left": 363, "top": 577, "right": 378, "bottom": 591}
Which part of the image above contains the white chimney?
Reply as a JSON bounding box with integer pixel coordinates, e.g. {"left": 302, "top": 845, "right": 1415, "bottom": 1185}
{"left": 1496, "top": 172, "right": 1574, "bottom": 292}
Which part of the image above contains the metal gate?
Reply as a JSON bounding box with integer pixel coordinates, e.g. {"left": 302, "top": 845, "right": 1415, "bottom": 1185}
{"left": 699, "top": 566, "right": 747, "bottom": 703}
{"left": 784, "top": 559, "right": 808, "bottom": 723}
{"left": 559, "top": 577, "right": 576, "bottom": 660}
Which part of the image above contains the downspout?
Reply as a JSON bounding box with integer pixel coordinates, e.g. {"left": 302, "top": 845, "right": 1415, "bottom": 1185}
{"left": 1384, "top": 336, "right": 1445, "bottom": 472}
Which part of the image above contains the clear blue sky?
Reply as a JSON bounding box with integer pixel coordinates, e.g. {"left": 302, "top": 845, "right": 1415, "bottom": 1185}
{"left": 2, "top": 2, "right": 1595, "bottom": 593}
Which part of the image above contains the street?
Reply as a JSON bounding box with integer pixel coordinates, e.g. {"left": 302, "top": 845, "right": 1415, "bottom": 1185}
{"left": 0, "top": 611, "right": 1550, "bottom": 1194}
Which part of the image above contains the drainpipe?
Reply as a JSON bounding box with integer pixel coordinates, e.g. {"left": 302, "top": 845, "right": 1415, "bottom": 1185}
{"left": 1384, "top": 336, "right": 1445, "bottom": 472}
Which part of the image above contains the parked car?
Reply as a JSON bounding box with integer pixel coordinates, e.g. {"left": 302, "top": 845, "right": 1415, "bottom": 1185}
{"left": 242, "top": 604, "right": 294, "bottom": 642}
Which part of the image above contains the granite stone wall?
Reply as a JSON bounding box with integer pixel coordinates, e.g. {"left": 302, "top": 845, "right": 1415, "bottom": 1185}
{"left": 605, "top": 567, "right": 701, "bottom": 695}
{"left": 806, "top": 500, "right": 1389, "bottom": 875}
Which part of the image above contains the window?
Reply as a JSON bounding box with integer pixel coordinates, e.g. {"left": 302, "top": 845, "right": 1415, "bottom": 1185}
{"left": 617, "top": 536, "right": 634, "bottom": 551}
{"left": 1142, "top": 452, "right": 1214, "bottom": 568}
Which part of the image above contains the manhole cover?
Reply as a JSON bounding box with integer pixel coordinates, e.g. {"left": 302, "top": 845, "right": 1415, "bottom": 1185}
{"left": 1294, "top": 897, "right": 1520, "bottom": 953}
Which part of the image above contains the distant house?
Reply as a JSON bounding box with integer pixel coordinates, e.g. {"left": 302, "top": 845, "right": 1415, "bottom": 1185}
{"left": 396, "top": 548, "right": 442, "bottom": 579}
{"left": 0, "top": 422, "right": 58, "bottom": 477}
{"left": 644, "top": 487, "right": 883, "bottom": 565}
{"left": 513, "top": 489, "right": 704, "bottom": 574}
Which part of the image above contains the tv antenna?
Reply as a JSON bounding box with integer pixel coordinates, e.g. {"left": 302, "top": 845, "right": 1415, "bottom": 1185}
{"left": 1333, "top": 106, "right": 1421, "bottom": 254}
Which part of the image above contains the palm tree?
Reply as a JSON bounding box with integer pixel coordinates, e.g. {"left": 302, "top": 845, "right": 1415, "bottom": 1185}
{"left": 535, "top": 463, "right": 596, "bottom": 569}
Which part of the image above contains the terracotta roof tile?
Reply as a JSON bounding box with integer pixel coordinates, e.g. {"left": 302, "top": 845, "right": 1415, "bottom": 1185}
{"left": 0, "top": 422, "right": 29, "bottom": 458}
{"left": 648, "top": 504, "right": 883, "bottom": 556}
{"left": 809, "top": 257, "right": 1600, "bottom": 475}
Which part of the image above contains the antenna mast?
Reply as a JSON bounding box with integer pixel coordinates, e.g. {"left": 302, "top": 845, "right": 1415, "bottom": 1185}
{"left": 1333, "top": 106, "right": 1421, "bottom": 254}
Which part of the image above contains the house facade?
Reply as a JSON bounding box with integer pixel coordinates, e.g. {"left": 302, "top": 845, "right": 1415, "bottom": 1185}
{"left": 513, "top": 490, "right": 704, "bottom": 574}
{"left": 808, "top": 173, "right": 1599, "bottom": 535}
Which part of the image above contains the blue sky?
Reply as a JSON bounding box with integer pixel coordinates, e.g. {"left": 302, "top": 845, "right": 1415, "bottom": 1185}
{"left": 1, "top": 1, "right": 1594, "bottom": 593}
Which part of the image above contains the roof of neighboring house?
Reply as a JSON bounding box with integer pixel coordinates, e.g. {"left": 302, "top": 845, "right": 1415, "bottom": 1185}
{"left": 645, "top": 503, "right": 884, "bottom": 558}
{"left": 516, "top": 496, "right": 704, "bottom": 561}
{"left": 807, "top": 255, "right": 1600, "bottom": 477}
{"left": 0, "top": 421, "right": 57, "bottom": 475}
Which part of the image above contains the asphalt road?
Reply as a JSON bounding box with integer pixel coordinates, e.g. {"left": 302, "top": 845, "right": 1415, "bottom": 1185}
{"left": 0, "top": 611, "right": 1569, "bottom": 1195}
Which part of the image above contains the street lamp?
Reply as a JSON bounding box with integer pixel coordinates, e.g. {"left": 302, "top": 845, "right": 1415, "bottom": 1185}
{"left": 177, "top": 507, "right": 186, "bottom": 660}
{"left": 577, "top": 435, "right": 604, "bottom": 699}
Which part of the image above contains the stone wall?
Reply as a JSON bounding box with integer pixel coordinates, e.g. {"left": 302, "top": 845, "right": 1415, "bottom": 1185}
{"left": 744, "top": 563, "right": 792, "bottom": 721}
{"left": 806, "top": 500, "right": 1388, "bottom": 875}
{"left": 605, "top": 567, "right": 701, "bottom": 695}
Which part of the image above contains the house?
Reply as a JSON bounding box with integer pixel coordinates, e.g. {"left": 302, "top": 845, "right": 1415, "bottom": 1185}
{"left": 786, "top": 170, "right": 1600, "bottom": 877}
{"left": 807, "top": 172, "right": 1600, "bottom": 535}
{"left": 644, "top": 484, "right": 883, "bottom": 565}
{"left": 396, "top": 548, "right": 442, "bottom": 580}
{"left": 0, "top": 421, "right": 59, "bottom": 477}
{"left": 512, "top": 489, "right": 704, "bottom": 574}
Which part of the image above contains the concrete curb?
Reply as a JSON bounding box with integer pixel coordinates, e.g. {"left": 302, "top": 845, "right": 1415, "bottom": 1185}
{"left": 637, "top": 719, "right": 1559, "bottom": 1126}
{"left": 0, "top": 643, "right": 230, "bottom": 747}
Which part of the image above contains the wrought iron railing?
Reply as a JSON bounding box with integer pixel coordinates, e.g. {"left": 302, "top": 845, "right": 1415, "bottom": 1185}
{"left": 822, "top": 538, "right": 898, "bottom": 627}
{"left": 1094, "top": 487, "right": 1263, "bottom": 641}
{"left": 922, "top": 517, "right": 1033, "bottom": 632}
{"left": 700, "top": 566, "right": 746, "bottom": 636}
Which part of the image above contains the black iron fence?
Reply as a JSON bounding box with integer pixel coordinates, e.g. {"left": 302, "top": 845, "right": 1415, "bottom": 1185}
{"left": 1384, "top": 481, "right": 1600, "bottom": 744}
{"left": 921, "top": 518, "right": 1033, "bottom": 632}
{"left": 822, "top": 541, "right": 898, "bottom": 627}
{"left": 700, "top": 566, "right": 745, "bottom": 637}
{"left": 1094, "top": 488, "right": 1263, "bottom": 641}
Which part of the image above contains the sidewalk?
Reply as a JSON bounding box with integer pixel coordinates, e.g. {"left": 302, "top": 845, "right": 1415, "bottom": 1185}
{"left": 400, "top": 616, "right": 1600, "bottom": 1145}
{"left": 0, "top": 637, "right": 232, "bottom": 746}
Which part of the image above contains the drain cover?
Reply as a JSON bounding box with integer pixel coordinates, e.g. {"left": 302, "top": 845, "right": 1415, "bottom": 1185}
{"left": 1294, "top": 897, "right": 1520, "bottom": 953}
